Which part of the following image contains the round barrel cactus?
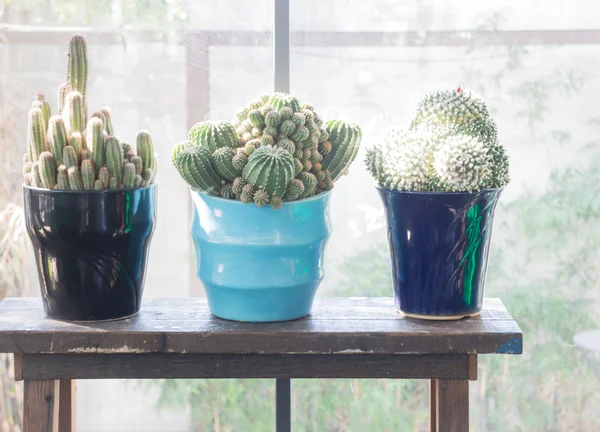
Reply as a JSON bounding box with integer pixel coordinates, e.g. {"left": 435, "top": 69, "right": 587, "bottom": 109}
{"left": 242, "top": 145, "right": 295, "bottom": 198}
{"left": 321, "top": 119, "right": 362, "bottom": 182}
{"left": 188, "top": 120, "right": 238, "bottom": 153}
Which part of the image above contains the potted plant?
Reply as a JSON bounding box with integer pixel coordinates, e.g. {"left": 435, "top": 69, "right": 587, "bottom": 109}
{"left": 22, "top": 35, "right": 158, "bottom": 322}
{"left": 172, "top": 93, "right": 361, "bottom": 322}
{"left": 366, "top": 87, "right": 509, "bottom": 320}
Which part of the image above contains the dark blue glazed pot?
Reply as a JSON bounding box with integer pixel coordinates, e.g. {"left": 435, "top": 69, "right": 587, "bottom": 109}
{"left": 191, "top": 191, "right": 332, "bottom": 322}
{"left": 23, "top": 184, "right": 157, "bottom": 321}
{"left": 377, "top": 186, "right": 502, "bottom": 320}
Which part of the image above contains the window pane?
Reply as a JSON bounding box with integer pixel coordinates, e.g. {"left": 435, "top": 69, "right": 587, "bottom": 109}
{"left": 292, "top": 1, "right": 600, "bottom": 431}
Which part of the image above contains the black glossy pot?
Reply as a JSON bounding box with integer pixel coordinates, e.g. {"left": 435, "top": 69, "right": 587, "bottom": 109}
{"left": 377, "top": 186, "right": 502, "bottom": 320}
{"left": 23, "top": 184, "right": 157, "bottom": 321}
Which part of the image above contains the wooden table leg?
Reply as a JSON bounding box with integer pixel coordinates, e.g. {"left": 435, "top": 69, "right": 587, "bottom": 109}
{"left": 431, "top": 379, "right": 469, "bottom": 432}
{"left": 430, "top": 379, "right": 439, "bottom": 432}
{"left": 59, "top": 379, "right": 76, "bottom": 432}
{"left": 23, "top": 379, "right": 59, "bottom": 432}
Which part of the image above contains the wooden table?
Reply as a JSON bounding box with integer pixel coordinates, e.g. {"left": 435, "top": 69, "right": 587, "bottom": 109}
{"left": 0, "top": 297, "right": 522, "bottom": 432}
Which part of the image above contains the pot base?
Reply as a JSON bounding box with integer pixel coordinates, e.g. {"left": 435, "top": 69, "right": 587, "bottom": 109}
{"left": 398, "top": 309, "right": 481, "bottom": 321}
{"left": 49, "top": 311, "right": 140, "bottom": 323}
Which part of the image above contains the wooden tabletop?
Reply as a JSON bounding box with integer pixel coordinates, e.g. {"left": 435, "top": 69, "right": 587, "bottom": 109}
{"left": 0, "top": 297, "right": 522, "bottom": 356}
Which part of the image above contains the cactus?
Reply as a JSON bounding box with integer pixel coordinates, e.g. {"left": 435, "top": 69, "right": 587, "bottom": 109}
{"left": 39, "top": 152, "right": 57, "bottom": 189}
{"left": 106, "top": 136, "right": 124, "bottom": 183}
{"left": 365, "top": 88, "right": 509, "bottom": 192}
{"left": 283, "top": 178, "right": 304, "bottom": 201}
{"left": 130, "top": 156, "right": 143, "bottom": 175}
{"left": 68, "top": 36, "right": 88, "bottom": 101}
{"left": 298, "top": 172, "right": 317, "bottom": 198}
{"left": 123, "top": 163, "right": 136, "bottom": 188}
{"left": 231, "top": 152, "right": 248, "bottom": 173}
{"left": 90, "top": 111, "right": 106, "bottom": 127}
{"left": 213, "top": 147, "right": 239, "bottom": 181}
{"left": 270, "top": 196, "right": 283, "bottom": 210}
{"left": 242, "top": 145, "right": 295, "bottom": 198}
{"left": 81, "top": 159, "right": 96, "bottom": 190}
{"left": 173, "top": 146, "right": 221, "bottom": 193}
{"left": 57, "top": 165, "right": 69, "bottom": 189}
{"left": 240, "top": 184, "right": 256, "bottom": 203}
{"left": 136, "top": 130, "right": 155, "bottom": 172}
{"left": 142, "top": 168, "right": 154, "bottom": 186}
{"left": 232, "top": 177, "right": 247, "bottom": 197}
{"left": 253, "top": 188, "right": 269, "bottom": 207}
{"left": 27, "top": 108, "right": 46, "bottom": 162}
{"left": 67, "top": 166, "right": 84, "bottom": 190}
{"left": 31, "top": 163, "right": 42, "bottom": 187}
{"left": 321, "top": 119, "right": 362, "bottom": 182}
{"left": 98, "top": 167, "right": 109, "bottom": 189}
{"left": 62, "top": 146, "right": 78, "bottom": 168}
{"left": 100, "top": 107, "right": 114, "bottom": 135}
{"left": 47, "top": 115, "right": 68, "bottom": 164}
{"left": 79, "top": 148, "right": 90, "bottom": 161}
{"left": 63, "top": 91, "right": 84, "bottom": 134}
{"left": 188, "top": 121, "right": 237, "bottom": 153}
{"left": 87, "top": 117, "right": 105, "bottom": 171}
{"left": 220, "top": 183, "right": 235, "bottom": 199}
{"left": 109, "top": 177, "right": 118, "bottom": 189}
{"left": 94, "top": 180, "right": 103, "bottom": 190}
{"left": 58, "top": 82, "right": 71, "bottom": 115}
{"left": 69, "top": 132, "right": 83, "bottom": 161}
{"left": 33, "top": 94, "right": 51, "bottom": 129}
{"left": 268, "top": 93, "right": 301, "bottom": 112}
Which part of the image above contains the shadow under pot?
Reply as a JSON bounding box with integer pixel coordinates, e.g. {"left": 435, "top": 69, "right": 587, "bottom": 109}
{"left": 376, "top": 186, "right": 503, "bottom": 320}
{"left": 190, "top": 190, "right": 332, "bottom": 323}
{"left": 23, "top": 184, "right": 158, "bottom": 322}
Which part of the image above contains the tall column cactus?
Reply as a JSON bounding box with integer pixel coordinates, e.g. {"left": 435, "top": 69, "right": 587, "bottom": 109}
{"left": 23, "top": 35, "right": 157, "bottom": 192}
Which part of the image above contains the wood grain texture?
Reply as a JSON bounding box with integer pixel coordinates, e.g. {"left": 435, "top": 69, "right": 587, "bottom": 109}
{"left": 0, "top": 298, "right": 522, "bottom": 356}
{"left": 430, "top": 379, "right": 439, "bottom": 432}
{"left": 22, "top": 353, "right": 472, "bottom": 380}
{"left": 58, "top": 380, "right": 76, "bottom": 432}
{"left": 435, "top": 380, "right": 469, "bottom": 432}
{"left": 23, "top": 380, "right": 59, "bottom": 432}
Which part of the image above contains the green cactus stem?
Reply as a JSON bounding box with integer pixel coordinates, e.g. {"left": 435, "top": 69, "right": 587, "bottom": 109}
{"left": 64, "top": 91, "right": 84, "bottom": 134}
{"left": 27, "top": 108, "right": 46, "bottom": 162}
{"left": 130, "top": 156, "right": 143, "bottom": 175}
{"left": 134, "top": 174, "right": 143, "bottom": 188}
{"left": 98, "top": 166, "right": 109, "bottom": 189}
{"left": 142, "top": 168, "right": 154, "bottom": 185}
{"left": 123, "top": 163, "right": 136, "bottom": 188}
{"left": 109, "top": 177, "right": 118, "bottom": 189}
{"left": 270, "top": 196, "right": 283, "bottom": 210}
{"left": 122, "top": 142, "right": 132, "bottom": 155}
{"left": 321, "top": 119, "right": 362, "bottom": 182}
{"left": 57, "top": 82, "right": 71, "bottom": 115}
{"left": 38, "top": 152, "right": 57, "bottom": 189}
{"left": 94, "top": 180, "right": 103, "bottom": 190}
{"left": 268, "top": 93, "right": 301, "bottom": 113}
{"left": 69, "top": 132, "right": 83, "bottom": 161}
{"left": 188, "top": 121, "right": 237, "bottom": 153}
{"left": 298, "top": 172, "right": 317, "bottom": 199}
{"left": 87, "top": 117, "right": 105, "bottom": 171}
{"left": 173, "top": 146, "right": 221, "bottom": 193}
{"left": 80, "top": 149, "right": 90, "bottom": 161}
{"left": 283, "top": 178, "right": 304, "bottom": 201}
{"left": 56, "top": 165, "right": 69, "bottom": 189}
{"left": 81, "top": 159, "right": 96, "bottom": 190}
{"left": 136, "top": 131, "right": 156, "bottom": 172}
{"left": 232, "top": 152, "right": 248, "bottom": 173}
{"left": 213, "top": 147, "right": 238, "bottom": 181}
{"left": 232, "top": 177, "right": 247, "bottom": 197}
{"left": 106, "top": 136, "right": 124, "bottom": 184}
{"left": 220, "top": 183, "right": 235, "bottom": 199}
{"left": 33, "top": 94, "right": 51, "bottom": 129}
{"left": 242, "top": 145, "right": 295, "bottom": 198}
{"left": 67, "top": 166, "right": 84, "bottom": 190}
{"left": 249, "top": 110, "right": 265, "bottom": 127}
{"left": 253, "top": 188, "right": 269, "bottom": 207}
{"left": 90, "top": 111, "right": 106, "bottom": 128}
{"left": 62, "top": 145, "right": 78, "bottom": 168}
{"left": 47, "top": 115, "right": 68, "bottom": 164}
{"left": 100, "top": 107, "right": 114, "bottom": 135}
{"left": 240, "top": 184, "right": 256, "bottom": 204}
{"left": 30, "top": 163, "right": 42, "bottom": 187}
{"left": 23, "top": 162, "right": 32, "bottom": 176}
{"left": 68, "top": 35, "right": 88, "bottom": 101}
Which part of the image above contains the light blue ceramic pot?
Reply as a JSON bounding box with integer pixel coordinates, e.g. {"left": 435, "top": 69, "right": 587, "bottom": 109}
{"left": 191, "top": 190, "right": 332, "bottom": 322}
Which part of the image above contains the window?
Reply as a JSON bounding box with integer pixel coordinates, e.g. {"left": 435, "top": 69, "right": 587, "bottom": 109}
{"left": 1, "top": 0, "right": 598, "bottom": 430}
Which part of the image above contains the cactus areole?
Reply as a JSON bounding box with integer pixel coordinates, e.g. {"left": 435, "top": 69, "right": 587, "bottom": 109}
{"left": 22, "top": 35, "right": 158, "bottom": 192}
{"left": 171, "top": 92, "right": 362, "bottom": 210}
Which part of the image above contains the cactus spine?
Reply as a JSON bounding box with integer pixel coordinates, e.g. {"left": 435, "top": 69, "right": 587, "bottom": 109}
{"left": 98, "top": 167, "right": 110, "bottom": 189}
{"left": 57, "top": 165, "right": 69, "bottom": 189}
{"left": 123, "top": 163, "right": 136, "bottom": 188}
{"left": 68, "top": 36, "right": 88, "bottom": 102}
{"left": 213, "top": 147, "right": 239, "bottom": 181}
{"left": 188, "top": 121, "right": 238, "bottom": 153}
{"left": 67, "top": 166, "right": 84, "bottom": 190}
{"left": 136, "top": 130, "right": 155, "bottom": 173}
{"left": 64, "top": 91, "right": 84, "bottom": 134}
{"left": 33, "top": 94, "right": 51, "bottom": 129}
{"left": 39, "top": 152, "right": 57, "bottom": 189}
{"left": 27, "top": 108, "right": 46, "bottom": 162}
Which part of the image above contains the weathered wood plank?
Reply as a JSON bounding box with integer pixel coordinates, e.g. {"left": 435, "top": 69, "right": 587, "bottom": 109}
{"left": 22, "top": 353, "right": 472, "bottom": 380}
{"left": 0, "top": 298, "right": 523, "bottom": 356}
{"left": 23, "top": 380, "right": 59, "bottom": 432}
{"left": 58, "top": 380, "right": 76, "bottom": 432}
{"left": 435, "top": 380, "right": 469, "bottom": 432}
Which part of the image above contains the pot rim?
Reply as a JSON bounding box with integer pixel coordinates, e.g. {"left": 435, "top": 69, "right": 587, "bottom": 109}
{"left": 193, "top": 189, "right": 332, "bottom": 206}
{"left": 22, "top": 182, "right": 158, "bottom": 194}
{"left": 375, "top": 185, "right": 503, "bottom": 196}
